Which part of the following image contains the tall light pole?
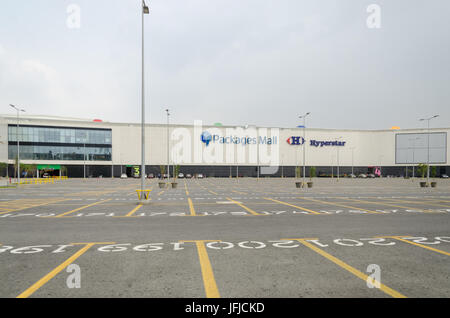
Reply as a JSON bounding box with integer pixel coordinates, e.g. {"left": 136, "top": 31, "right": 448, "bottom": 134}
{"left": 299, "top": 112, "right": 310, "bottom": 187}
{"left": 140, "top": 1, "right": 149, "bottom": 199}
{"left": 9, "top": 104, "right": 25, "bottom": 185}
{"left": 336, "top": 136, "right": 343, "bottom": 181}
{"left": 419, "top": 115, "right": 439, "bottom": 185}
{"left": 351, "top": 147, "right": 355, "bottom": 176}
{"left": 409, "top": 136, "right": 419, "bottom": 178}
{"left": 83, "top": 142, "right": 86, "bottom": 179}
{"left": 165, "top": 109, "right": 170, "bottom": 182}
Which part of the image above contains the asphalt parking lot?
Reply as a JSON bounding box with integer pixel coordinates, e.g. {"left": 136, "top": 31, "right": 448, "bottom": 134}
{"left": 0, "top": 177, "right": 449, "bottom": 298}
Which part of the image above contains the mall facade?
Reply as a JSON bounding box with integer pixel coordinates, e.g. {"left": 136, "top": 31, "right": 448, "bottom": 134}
{"left": 0, "top": 114, "right": 448, "bottom": 178}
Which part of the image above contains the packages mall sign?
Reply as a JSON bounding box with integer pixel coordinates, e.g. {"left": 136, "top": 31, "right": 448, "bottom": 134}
{"left": 201, "top": 131, "right": 278, "bottom": 146}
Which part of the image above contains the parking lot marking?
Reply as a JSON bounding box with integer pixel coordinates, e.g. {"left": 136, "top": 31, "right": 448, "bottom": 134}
{"left": 379, "top": 236, "right": 450, "bottom": 256}
{"left": 232, "top": 190, "right": 247, "bottom": 195}
{"left": 181, "top": 240, "right": 221, "bottom": 298}
{"left": 208, "top": 190, "right": 219, "bottom": 195}
{"left": 0, "top": 198, "right": 72, "bottom": 215}
{"left": 297, "top": 197, "right": 383, "bottom": 214}
{"left": 263, "top": 198, "right": 322, "bottom": 215}
{"left": 226, "top": 198, "right": 261, "bottom": 215}
{"left": 188, "top": 198, "right": 197, "bottom": 216}
{"left": 113, "top": 203, "right": 144, "bottom": 218}
{"left": 52, "top": 199, "right": 112, "bottom": 218}
{"left": 158, "top": 190, "right": 165, "bottom": 196}
{"left": 341, "top": 198, "right": 437, "bottom": 213}
{"left": 285, "top": 239, "right": 407, "bottom": 298}
{"left": 17, "top": 242, "right": 115, "bottom": 298}
{"left": 375, "top": 197, "right": 450, "bottom": 210}
{"left": 185, "top": 182, "right": 189, "bottom": 196}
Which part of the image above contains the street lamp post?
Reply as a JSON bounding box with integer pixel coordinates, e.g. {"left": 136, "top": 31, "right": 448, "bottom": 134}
{"left": 351, "top": 147, "right": 355, "bottom": 176}
{"left": 299, "top": 112, "right": 310, "bottom": 188}
{"left": 84, "top": 143, "right": 86, "bottom": 179}
{"left": 409, "top": 137, "right": 419, "bottom": 178}
{"left": 336, "top": 136, "right": 343, "bottom": 181}
{"left": 257, "top": 127, "right": 259, "bottom": 180}
{"left": 140, "top": 1, "right": 150, "bottom": 199}
{"left": 165, "top": 109, "right": 170, "bottom": 182}
{"left": 9, "top": 104, "right": 25, "bottom": 185}
{"left": 419, "top": 115, "right": 439, "bottom": 185}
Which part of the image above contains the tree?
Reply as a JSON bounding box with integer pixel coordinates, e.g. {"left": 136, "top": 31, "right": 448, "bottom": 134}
{"left": 417, "top": 163, "right": 427, "bottom": 179}
{"left": 295, "top": 166, "right": 301, "bottom": 178}
{"left": 431, "top": 166, "right": 437, "bottom": 178}
{"left": 160, "top": 165, "right": 166, "bottom": 175}
{"left": 0, "top": 162, "right": 7, "bottom": 177}
{"left": 174, "top": 165, "right": 180, "bottom": 181}
{"left": 309, "top": 166, "right": 316, "bottom": 180}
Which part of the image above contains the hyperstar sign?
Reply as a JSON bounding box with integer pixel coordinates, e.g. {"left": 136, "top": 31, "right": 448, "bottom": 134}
{"left": 287, "top": 136, "right": 346, "bottom": 147}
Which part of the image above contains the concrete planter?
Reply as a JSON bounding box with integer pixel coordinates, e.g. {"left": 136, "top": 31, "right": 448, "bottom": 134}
{"left": 158, "top": 182, "right": 166, "bottom": 189}
{"left": 171, "top": 182, "right": 178, "bottom": 189}
{"left": 431, "top": 182, "right": 437, "bottom": 188}
{"left": 295, "top": 182, "right": 303, "bottom": 188}
{"left": 419, "top": 182, "right": 427, "bottom": 188}
{"left": 307, "top": 182, "right": 313, "bottom": 188}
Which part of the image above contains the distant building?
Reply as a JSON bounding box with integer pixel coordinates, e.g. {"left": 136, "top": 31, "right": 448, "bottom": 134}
{"left": 0, "top": 114, "right": 448, "bottom": 178}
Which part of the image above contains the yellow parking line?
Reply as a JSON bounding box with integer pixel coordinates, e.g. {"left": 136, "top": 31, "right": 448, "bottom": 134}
{"left": 181, "top": 240, "right": 220, "bottom": 298}
{"left": 284, "top": 239, "right": 407, "bottom": 298}
{"left": 0, "top": 198, "right": 72, "bottom": 215}
{"left": 375, "top": 197, "right": 450, "bottom": 209}
{"left": 422, "top": 197, "right": 450, "bottom": 204}
{"left": 113, "top": 203, "right": 144, "bottom": 218}
{"left": 17, "top": 242, "right": 115, "bottom": 298}
{"left": 226, "top": 197, "right": 261, "bottom": 216}
{"left": 341, "top": 198, "right": 437, "bottom": 213}
{"left": 232, "top": 190, "right": 247, "bottom": 195}
{"left": 188, "top": 198, "right": 197, "bottom": 216}
{"left": 52, "top": 199, "right": 112, "bottom": 218}
{"left": 298, "top": 197, "right": 383, "bottom": 214}
{"left": 185, "top": 182, "right": 189, "bottom": 196}
{"left": 158, "top": 190, "right": 165, "bottom": 196}
{"left": 378, "top": 236, "right": 450, "bottom": 256}
{"left": 264, "top": 197, "right": 322, "bottom": 215}
{"left": 208, "top": 190, "right": 219, "bottom": 195}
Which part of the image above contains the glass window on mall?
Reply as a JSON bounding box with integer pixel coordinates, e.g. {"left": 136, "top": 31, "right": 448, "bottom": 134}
{"left": 8, "top": 125, "right": 112, "bottom": 161}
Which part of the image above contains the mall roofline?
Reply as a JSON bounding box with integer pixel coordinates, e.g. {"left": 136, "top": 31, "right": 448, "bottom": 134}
{"left": 0, "top": 113, "right": 447, "bottom": 132}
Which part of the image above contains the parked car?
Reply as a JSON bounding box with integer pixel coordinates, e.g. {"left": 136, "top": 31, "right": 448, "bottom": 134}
{"left": 197, "top": 173, "right": 204, "bottom": 179}
{"left": 348, "top": 174, "right": 357, "bottom": 178}
{"left": 358, "top": 174, "right": 367, "bottom": 178}
{"left": 367, "top": 174, "right": 376, "bottom": 178}
{"left": 185, "top": 174, "right": 192, "bottom": 179}
{"left": 120, "top": 173, "right": 127, "bottom": 179}
{"left": 441, "top": 174, "right": 449, "bottom": 178}
{"left": 178, "top": 173, "right": 184, "bottom": 178}
{"left": 42, "top": 173, "right": 49, "bottom": 178}
{"left": 147, "top": 173, "right": 154, "bottom": 179}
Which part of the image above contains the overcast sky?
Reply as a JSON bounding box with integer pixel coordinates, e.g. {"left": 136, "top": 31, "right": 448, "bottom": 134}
{"left": 0, "top": 0, "right": 449, "bottom": 130}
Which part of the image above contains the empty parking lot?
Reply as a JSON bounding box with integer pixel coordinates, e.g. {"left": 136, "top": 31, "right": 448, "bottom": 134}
{"left": 0, "top": 177, "right": 449, "bottom": 298}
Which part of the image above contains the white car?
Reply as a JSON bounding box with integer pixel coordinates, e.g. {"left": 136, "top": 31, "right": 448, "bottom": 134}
{"left": 120, "top": 173, "right": 127, "bottom": 179}
{"left": 358, "top": 174, "right": 367, "bottom": 178}
{"left": 178, "top": 173, "right": 184, "bottom": 178}
{"left": 197, "top": 173, "right": 204, "bottom": 179}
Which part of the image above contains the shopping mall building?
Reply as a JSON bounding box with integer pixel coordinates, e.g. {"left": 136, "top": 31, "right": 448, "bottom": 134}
{"left": 0, "top": 114, "right": 448, "bottom": 178}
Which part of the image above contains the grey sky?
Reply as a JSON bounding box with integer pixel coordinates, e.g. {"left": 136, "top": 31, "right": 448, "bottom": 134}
{"left": 0, "top": 0, "right": 449, "bottom": 130}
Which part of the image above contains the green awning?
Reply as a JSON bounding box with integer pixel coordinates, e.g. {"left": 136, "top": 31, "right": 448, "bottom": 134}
{"left": 37, "top": 164, "right": 61, "bottom": 170}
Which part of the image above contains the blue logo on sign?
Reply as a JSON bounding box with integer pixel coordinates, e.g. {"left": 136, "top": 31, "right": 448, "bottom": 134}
{"left": 201, "top": 131, "right": 212, "bottom": 146}
{"left": 287, "top": 136, "right": 305, "bottom": 145}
